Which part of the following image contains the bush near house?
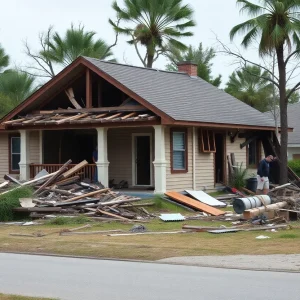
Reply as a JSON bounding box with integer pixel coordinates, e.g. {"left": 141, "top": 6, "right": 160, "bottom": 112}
{"left": 0, "top": 187, "right": 33, "bottom": 221}
{"left": 288, "top": 159, "right": 300, "bottom": 177}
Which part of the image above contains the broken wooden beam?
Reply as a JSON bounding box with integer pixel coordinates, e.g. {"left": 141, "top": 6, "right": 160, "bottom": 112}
{"left": 61, "top": 188, "right": 110, "bottom": 203}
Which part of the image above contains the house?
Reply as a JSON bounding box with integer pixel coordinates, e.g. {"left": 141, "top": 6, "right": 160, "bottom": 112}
{"left": 0, "top": 57, "right": 278, "bottom": 193}
{"left": 265, "top": 103, "right": 300, "bottom": 161}
{"left": 287, "top": 103, "right": 300, "bottom": 160}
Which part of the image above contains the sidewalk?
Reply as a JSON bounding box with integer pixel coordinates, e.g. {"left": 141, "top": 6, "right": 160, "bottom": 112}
{"left": 158, "top": 254, "right": 300, "bottom": 272}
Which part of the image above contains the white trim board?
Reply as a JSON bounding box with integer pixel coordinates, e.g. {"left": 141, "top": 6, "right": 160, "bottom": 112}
{"left": 185, "top": 190, "right": 226, "bottom": 207}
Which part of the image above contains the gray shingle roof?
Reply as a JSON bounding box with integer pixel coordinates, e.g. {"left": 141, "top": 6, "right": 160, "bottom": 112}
{"left": 85, "top": 57, "right": 275, "bottom": 128}
{"left": 264, "top": 103, "right": 300, "bottom": 144}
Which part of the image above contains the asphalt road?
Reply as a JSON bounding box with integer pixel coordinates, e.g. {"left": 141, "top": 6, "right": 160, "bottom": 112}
{"left": 0, "top": 253, "right": 299, "bottom": 300}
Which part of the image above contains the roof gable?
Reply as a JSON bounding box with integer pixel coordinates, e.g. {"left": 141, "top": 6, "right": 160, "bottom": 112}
{"left": 1, "top": 56, "right": 276, "bottom": 130}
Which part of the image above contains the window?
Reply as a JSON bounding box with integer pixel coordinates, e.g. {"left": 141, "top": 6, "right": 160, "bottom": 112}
{"left": 171, "top": 129, "right": 188, "bottom": 173}
{"left": 247, "top": 140, "right": 261, "bottom": 167}
{"left": 9, "top": 135, "right": 21, "bottom": 173}
{"left": 199, "top": 129, "right": 216, "bottom": 153}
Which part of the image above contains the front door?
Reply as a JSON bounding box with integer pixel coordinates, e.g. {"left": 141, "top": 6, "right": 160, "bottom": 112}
{"left": 134, "top": 135, "right": 151, "bottom": 186}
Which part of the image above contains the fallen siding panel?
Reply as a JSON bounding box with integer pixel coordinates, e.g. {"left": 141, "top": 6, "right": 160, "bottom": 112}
{"left": 165, "top": 191, "right": 225, "bottom": 216}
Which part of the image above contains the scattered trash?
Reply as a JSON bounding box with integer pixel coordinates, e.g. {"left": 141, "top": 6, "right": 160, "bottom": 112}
{"left": 130, "top": 224, "right": 147, "bottom": 233}
{"left": 159, "top": 213, "right": 185, "bottom": 222}
{"left": 256, "top": 235, "right": 270, "bottom": 239}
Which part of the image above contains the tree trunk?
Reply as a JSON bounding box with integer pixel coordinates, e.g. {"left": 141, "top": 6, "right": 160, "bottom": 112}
{"left": 147, "top": 54, "right": 154, "bottom": 68}
{"left": 276, "top": 44, "right": 288, "bottom": 184}
{"left": 146, "top": 43, "right": 155, "bottom": 68}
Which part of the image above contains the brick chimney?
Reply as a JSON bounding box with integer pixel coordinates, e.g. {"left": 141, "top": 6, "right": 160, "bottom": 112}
{"left": 177, "top": 61, "right": 198, "bottom": 77}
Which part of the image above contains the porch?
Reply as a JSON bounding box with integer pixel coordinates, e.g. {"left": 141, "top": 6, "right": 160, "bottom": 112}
{"left": 24, "top": 125, "right": 166, "bottom": 193}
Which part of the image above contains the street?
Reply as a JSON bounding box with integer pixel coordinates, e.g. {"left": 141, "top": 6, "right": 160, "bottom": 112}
{"left": 0, "top": 253, "right": 298, "bottom": 300}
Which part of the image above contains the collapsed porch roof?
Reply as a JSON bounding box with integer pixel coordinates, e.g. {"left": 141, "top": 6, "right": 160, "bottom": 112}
{"left": 3, "top": 106, "right": 159, "bottom": 129}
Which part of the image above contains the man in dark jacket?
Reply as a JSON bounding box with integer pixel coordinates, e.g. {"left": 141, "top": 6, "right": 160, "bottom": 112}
{"left": 256, "top": 155, "right": 275, "bottom": 194}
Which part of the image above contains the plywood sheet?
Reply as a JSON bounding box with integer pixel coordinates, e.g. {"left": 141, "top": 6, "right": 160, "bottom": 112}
{"left": 165, "top": 192, "right": 225, "bottom": 216}
{"left": 185, "top": 190, "right": 226, "bottom": 207}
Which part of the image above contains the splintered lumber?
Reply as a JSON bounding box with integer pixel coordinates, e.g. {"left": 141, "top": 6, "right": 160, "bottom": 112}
{"left": 0, "top": 181, "right": 9, "bottom": 189}
{"left": 97, "top": 197, "right": 141, "bottom": 206}
{"left": 4, "top": 174, "right": 22, "bottom": 185}
{"left": 65, "top": 88, "right": 82, "bottom": 109}
{"left": 13, "top": 207, "right": 62, "bottom": 212}
{"left": 60, "top": 229, "right": 124, "bottom": 236}
{"left": 51, "top": 176, "right": 80, "bottom": 187}
{"left": 34, "top": 159, "right": 72, "bottom": 195}
{"left": 60, "top": 160, "right": 88, "bottom": 179}
{"left": 107, "top": 231, "right": 188, "bottom": 237}
{"left": 97, "top": 209, "right": 130, "bottom": 220}
{"left": 165, "top": 192, "right": 225, "bottom": 216}
{"left": 241, "top": 187, "right": 256, "bottom": 195}
{"left": 243, "top": 201, "right": 288, "bottom": 219}
{"left": 182, "top": 225, "right": 239, "bottom": 232}
{"left": 61, "top": 188, "right": 110, "bottom": 202}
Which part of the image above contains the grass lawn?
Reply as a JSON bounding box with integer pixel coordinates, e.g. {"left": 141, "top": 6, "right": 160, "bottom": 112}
{"left": 1, "top": 217, "right": 300, "bottom": 260}
{"left": 0, "top": 196, "right": 299, "bottom": 260}
{"left": 0, "top": 294, "right": 58, "bottom": 300}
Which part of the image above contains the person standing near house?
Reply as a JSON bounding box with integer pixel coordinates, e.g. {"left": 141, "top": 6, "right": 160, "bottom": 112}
{"left": 256, "top": 155, "right": 276, "bottom": 195}
{"left": 92, "top": 146, "right": 98, "bottom": 183}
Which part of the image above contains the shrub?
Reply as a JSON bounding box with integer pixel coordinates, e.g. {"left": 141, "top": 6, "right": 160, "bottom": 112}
{"left": 288, "top": 159, "right": 300, "bottom": 177}
{"left": 0, "top": 187, "right": 33, "bottom": 221}
{"left": 229, "top": 162, "right": 248, "bottom": 189}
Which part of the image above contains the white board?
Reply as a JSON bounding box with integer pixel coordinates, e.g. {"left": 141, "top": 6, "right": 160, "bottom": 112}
{"left": 185, "top": 190, "right": 226, "bottom": 207}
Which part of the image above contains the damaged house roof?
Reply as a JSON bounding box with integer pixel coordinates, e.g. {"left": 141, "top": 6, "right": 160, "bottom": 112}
{"left": 1, "top": 56, "right": 277, "bottom": 130}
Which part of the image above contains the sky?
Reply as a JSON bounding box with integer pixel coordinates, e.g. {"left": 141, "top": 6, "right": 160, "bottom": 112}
{"left": 0, "top": 0, "right": 260, "bottom": 86}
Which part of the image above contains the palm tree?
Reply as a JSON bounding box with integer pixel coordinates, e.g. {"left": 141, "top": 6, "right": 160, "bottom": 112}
{"left": 230, "top": 0, "right": 300, "bottom": 184}
{"left": 0, "top": 70, "right": 37, "bottom": 106}
{"left": 166, "top": 43, "right": 222, "bottom": 87}
{"left": 109, "top": 0, "right": 195, "bottom": 68}
{"left": 225, "top": 66, "right": 272, "bottom": 111}
{"left": 43, "top": 24, "right": 114, "bottom": 67}
{"left": 0, "top": 44, "right": 9, "bottom": 73}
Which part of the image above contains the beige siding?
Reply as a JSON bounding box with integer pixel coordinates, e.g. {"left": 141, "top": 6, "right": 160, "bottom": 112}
{"left": 0, "top": 133, "right": 9, "bottom": 180}
{"left": 29, "top": 131, "right": 40, "bottom": 164}
{"left": 165, "top": 127, "right": 193, "bottom": 191}
{"left": 225, "top": 134, "right": 258, "bottom": 178}
{"left": 107, "top": 127, "right": 154, "bottom": 187}
{"left": 195, "top": 131, "right": 215, "bottom": 192}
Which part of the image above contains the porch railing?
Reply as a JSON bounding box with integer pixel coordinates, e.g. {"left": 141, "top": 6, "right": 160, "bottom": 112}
{"left": 29, "top": 163, "right": 95, "bottom": 181}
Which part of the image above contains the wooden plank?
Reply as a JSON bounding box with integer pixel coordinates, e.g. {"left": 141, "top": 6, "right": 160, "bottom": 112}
{"left": 35, "top": 105, "right": 147, "bottom": 115}
{"left": 93, "top": 113, "right": 108, "bottom": 119}
{"left": 0, "top": 181, "right": 9, "bottom": 189}
{"left": 86, "top": 69, "right": 92, "bottom": 108}
{"left": 3, "top": 118, "right": 26, "bottom": 124}
{"left": 121, "top": 112, "right": 136, "bottom": 120}
{"left": 104, "top": 113, "right": 122, "bottom": 120}
{"left": 165, "top": 192, "right": 225, "bottom": 216}
{"left": 65, "top": 88, "right": 82, "bottom": 109}
{"left": 60, "top": 160, "right": 88, "bottom": 179}
{"left": 4, "top": 174, "right": 22, "bottom": 185}
{"left": 33, "top": 159, "right": 72, "bottom": 195}
{"left": 50, "top": 175, "right": 80, "bottom": 187}
{"left": 56, "top": 113, "right": 89, "bottom": 124}
{"left": 13, "top": 207, "right": 62, "bottom": 212}
{"left": 61, "top": 188, "right": 110, "bottom": 202}
{"left": 97, "top": 209, "right": 130, "bottom": 220}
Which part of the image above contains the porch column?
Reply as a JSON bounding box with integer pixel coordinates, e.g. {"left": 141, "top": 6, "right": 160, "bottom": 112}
{"left": 153, "top": 125, "right": 167, "bottom": 194}
{"left": 19, "top": 130, "right": 30, "bottom": 181}
{"left": 96, "top": 127, "right": 109, "bottom": 187}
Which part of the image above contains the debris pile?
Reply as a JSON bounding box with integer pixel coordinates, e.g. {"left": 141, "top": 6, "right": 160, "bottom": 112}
{"left": 1, "top": 160, "right": 153, "bottom": 222}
